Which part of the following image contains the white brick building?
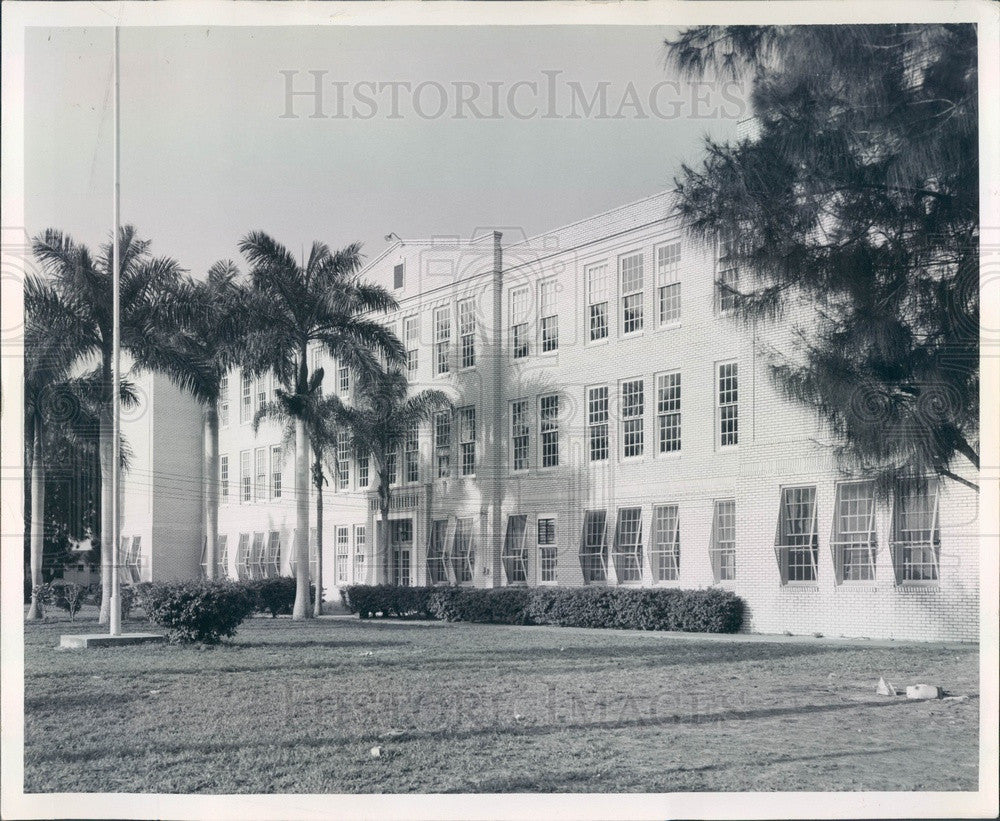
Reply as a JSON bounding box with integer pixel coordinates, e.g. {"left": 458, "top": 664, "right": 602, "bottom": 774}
{"left": 121, "top": 190, "right": 980, "bottom": 640}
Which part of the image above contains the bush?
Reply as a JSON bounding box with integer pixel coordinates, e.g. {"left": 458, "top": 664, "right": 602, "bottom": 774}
{"left": 429, "top": 587, "right": 533, "bottom": 625}
{"left": 35, "top": 581, "right": 87, "bottom": 620}
{"left": 142, "top": 581, "right": 256, "bottom": 643}
{"left": 84, "top": 583, "right": 143, "bottom": 620}
{"left": 249, "top": 577, "right": 316, "bottom": 618}
{"left": 341, "top": 585, "right": 434, "bottom": 619}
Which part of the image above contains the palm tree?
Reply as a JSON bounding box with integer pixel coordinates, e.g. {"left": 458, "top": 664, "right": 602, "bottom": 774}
{"left": 29, "top": 227, "right": 181, "bottom": 622}
{"left": 136, "top": 262, "right": 250, "bottom": 580}
{"left": 238, "top": 233, "right": 403, "bottom": 619}
{"left": 331, "top": 368, "right": 451, "bottom": 585}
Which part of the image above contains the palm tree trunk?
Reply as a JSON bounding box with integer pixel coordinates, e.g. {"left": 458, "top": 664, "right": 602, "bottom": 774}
{"left": 26, "top": 416, "right": 45, "bottom": 620}
{"left": 98, "top": 402, "right": 113, "bottom": 624}
{"left": 313, "top": 456, "right": 324, "bottom": 617}
{"left": 380, "top": 504, "right": 391, "bottom": 585}
{"left": 203, "top": 406, "right": 220, "bottom": 581}
{"left": 292, "top": 417, "right": 312, "bottom": 619}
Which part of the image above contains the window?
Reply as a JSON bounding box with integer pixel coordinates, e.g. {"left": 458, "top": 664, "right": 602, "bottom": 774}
{"left": 386, "top": 450, "right": 398, "bottom": 486}
{"left": 427, "top": 520, "right": 450, "bottom": 585}
{"left": 717, "top": 362, "right": 738, "bottom": 447}
{"left": 510, "top": 286, "right": 529, "bottom": 359}
{"left": 580, "top": 510, "right": 608, "bottom": 583}
{"left": 220, "top": 455, "right": 229, "bottom": 503}
{"left": 612, "top": 507, "right": 643, "bottom": 582}
{"left": 219, "top": 373, "right": 230, "bottom": 428}
{"left": 620, "top": 379, "right": 644, "bottom": 459}
{"left": 459, "top": 407, "right": 476, "bottom": 476}
{"left": 250, "top": 531, "right": 266, "bottom": 580}
{"left": 337, "top": 432, "right": 350, "bottom": 490}
{"left": 657, "top": 242, "right": 681, "bottom": 326}
{"left": 309, "top": 348, "right": 323, "bottom": 397}
{"left": 511, "top": 400, "right": 529, "bottom": 472}
{"left": 832, "top": 481, "right": 877, "bottom": 583}
{"left": 891, "top": 478, "right": 941, "bottom": 583}
{"left": 270, "top": 446, "right": 282, "bottom": 499}
{"left": 502, "top": 514, "right": 528, "bottom": 584}
{"left": 404, "top": 315, "right": 419, "bottom": 375}
{"left": 587, "top": 386, "right": 609, "bottom": 462}
{"left": 240, "top": 450, "right": 251, "bottom": 503}
{"left": 254, "top": 447, "right": 267, "bottom": 502}
{"left": 218, "top": 534, "right": 229, "bottom": 579}
{"left": 717, "top": 234, "right": 739, "bottom": 315}
{"left": 236, "top": 533, "right": 251, "bottom": 581}
{"left": 539, "top": 395, "right": 559, "bottom": 468}
{"left": 308, "top": 527, "right": 319, "bottom": 583}
{"left": 393, "top": 262, "right": 404, "bottom": 290}
{"left": 240, "top": 371, "right": 252, "bottom": 424}
{"left": 775, "top": 487, "right": 818, "bottom": 584}
{"left": 404, "top": 423, "right": 419, "bottom": 483}
{"left": 656, "top": 372, "right": 681, "bottom": 453}
{"left": 336, "top": 526, "right": 349, "bottom": 583}
{"left": 710, "top": 500, "right": 736, "bottom": 581}
{"left": 538, "top": 517, "right": 557, "bottom": 583}
{"left": 434, "top": 306, "right": 451, "bottom": 375}
{"left": 587, "top": 263, "right": 609, "bottom": 341}
{"left": 434, "top": 411, "right": 451, "bottom": 478}
{"left": 338, "top": 365, "right": 349, "bottom": 396}
{"left": 256, "top": 376, "right": 267, "bottom": 416}
{"left": 458, "top": 298, "right": 476, "bottom": 368}
{"left": 652, "top": 504, "right": 680, "bottom": 581}
{"left": 357, "top": 453, "right": 370, "bottom": 489}
{"left": 125, "top": 536, "right": 142, "bottom": 583}
{"left": 265, "top": 531, "right": 281, "bottom": 578}
{"left": 620, "top": 252, "right": 644, "bottom": 335}
{"left": 452, "top": 518, "right": 475, "bottom": 583}
{"left": 539, "top": 279, "right": 558, "bottom": 352}
{"left": 354, "top": 525, "right": 366, "bottom": 577}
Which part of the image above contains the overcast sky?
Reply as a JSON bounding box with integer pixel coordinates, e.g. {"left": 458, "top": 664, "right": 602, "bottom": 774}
{"left": 26, "top": 25, "right": 745, "bottom": 276}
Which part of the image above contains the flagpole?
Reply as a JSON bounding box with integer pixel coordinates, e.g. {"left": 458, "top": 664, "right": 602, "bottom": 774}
{"left": 109, "top": 24, "right": 122, "bottom": 636}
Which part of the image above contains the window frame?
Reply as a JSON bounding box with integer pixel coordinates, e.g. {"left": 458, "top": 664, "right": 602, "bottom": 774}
{"left": 611, "top": 506, "right": 644, "bottom": 584}
{"left": 620, "top": 378, "right": 645, "bottom": 460}
{"left": 510, "top": 399, "right": 530, "bottom": 473}
{"left": 716, "top": 361, "right": 739, "bottom": 449}
{"left": 426, "top": 519, "right": 450, "bottom": 585}
{"left": 619, "top": 251, "right": 645, "bottom": 337}
{"left": 434, "top": 410, "right": 452, "bottom": 479}
{"left": 537, "top": 513, "right": 558, "bottom": 584}
{"left": 891, "top": 477, "right": 941, "bottom": 585}
{"left": 710, "top": 499, "right": 737, "bottom": 582}
{"left": 651, "top": 503, "right": 680, "bottom": 582}
{"left": 538, "top": 278, "right": 558, "bottom": 354}
{"left": 774, "top": 485, "right": 819, "bottom": 585}
{"left": 580, "top": 510, "right": 608, "bottom": 584}
{"left": 270, "top": 446, "right": 282, "bottom": 500}
{"left": 831, "top": 480, "right": 877, "bottom": 584}
{"left": 656, "top": 371, "right": 681, "bottom": 455}
{"left": 501, "top": 514, "right": 529, "bottom": 585}
{"left": 433, "top": 305, "right": 451, "bottom": 376}
{"left": 586, "top": 261, "right": 610, "bottom": 343}
{"left": 451, "top": 518, "right": 476, "bottom": 584}
{"left": 655, "top": 241, "right": 682, "bottom": 328}
{"left": 457, "top": 297, "right": 476, "bottom": 369}
{"left": 587, "top": 385, "right": 609, "bottom": 463}
{"left": 458, "top": 406, "right": 476, "bottom": 477}
{"left": 539, "top": 394, "right": 560, "bottom": 469}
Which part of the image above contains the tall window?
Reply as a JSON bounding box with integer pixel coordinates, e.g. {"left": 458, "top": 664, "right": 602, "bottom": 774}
{"left": 656, "top": 372, "right": 681, "bottom": 453}
{"left": 587, "top": 263, "right": 609, "bottom": 341}
{"left": 511, "top": 400, "right": 529, "bottom": 472}
{"left": 337, "top": 432, "right": 350, "bottom": 490}
{"left": 459, "top": 407, "right": 476, "bottom": 476}
{"left": 240, "top": 450, "right": 251, "bottom": 503}
{"left": 240, "top": 371, "right": 252, "bottom": 424}
{"left": 386, "top": 450, "right": 398, "bottom": 486}
{"left": 652, "top": 504, "right": 680, "bottom": 581}
{"left": 254, "top": 447, "right": 267, "bottom": 502}
{"left": 891, "top": 478, "right": 941, "bottom": 583}
{"left": 270, "top": 446, "right": 282, "bottom": 499}
{"left": 656, "top": 242, "right": 681, "bottom": 326}
{"left": 621, "top": 379, "right": 644, "bottom": 459}
{"left": 538, "top": 517, "right": 557, "bottom": 583}
{"left": 539, "top": 278, "right": 558, "bottom": 353}
{"left": 612, "top": 507, "right": 643, "bottom": 582}
{"left": 265, "top": 531, "right": 281, "bottom": 578}
{"left": 832, "top": 481, "right": 877, "bottom": 583}
{"left": 710, "top": 499, "right": 736, "bottom": 581}
{"left": 510, "top": 286, "right": 529, "bottom": 359}
{"left": 587, "top": 386, "right": 609, "bottom": 462}
{"left": 717, "top": 362, "right": 738, "bottom": 447}
{"left": 502, "top": 514, "right": 528, "bottom": 584}
{"left": 250, "top": 532, "right": 266, "bottom": 580}
{"left": 125, "top": 536, "right": 142, "bottom": 583}
{"left": 434, "top": 305, "right": 451, "bottom": 375}
{"left": 404, "top": 423, "right": 419, "bottom": 483}
{"left": 256, "top": 376, "right": 267, "bottom": 416}
{"left": 620, "top": 252, "right": 644, "bottom": 335}
{"left": 427, "top": 520, "right": 449, "bottom": 584}
{"left": 393, "top": 262, "right": 404, "bottom": 289}
{"left": 458, "top": 298, "right": 476, "bottom": 368}
{"left": 219, "top": 373, "right": 230, "bottom": 428}
{"left": 452, "top": 518, "right": 475, "bottom": 583}
{"left": 775, "top": 487, "right": 818, "bottom": 584}
{"left": 354, "top": 525, "right": 366, "bottom": 577}
{"left": 580, "top": 510, "right": 608, "bottom": 583}
{"left": 539, "top": 395, "right": 559, "bottom": 468}
{"left": 434, "top": 411, "right": 451, "bottom": 478}
{"left": 404, "top": 315, "right": 419, "bottom": 375}
{"left": 357, "top": 453, "right": 370, "bottom": 489}
{"left": 336, "top": 526, "right": 349, "bottom": 583}
{"left": 236, "top": 533, "right": 251, "bottom": 580}
{"left": 218, "top": 534, "right": 229, "bottom": 579}
{"left": 220, "top": 455, "right": 229, "bottom": 503}
{"left": 717, "top": 234, "right": 739, "bottom": 315}
{"left": 309, "top": 347, "right": 322, "bottom": 397}
{"left": 338, "top": 365, "right": 350, "bottom": 396}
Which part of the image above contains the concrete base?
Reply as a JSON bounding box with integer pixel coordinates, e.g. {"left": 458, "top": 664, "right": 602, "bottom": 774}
{"left": 60, "top": 632, "right": 166, "bottom": 649}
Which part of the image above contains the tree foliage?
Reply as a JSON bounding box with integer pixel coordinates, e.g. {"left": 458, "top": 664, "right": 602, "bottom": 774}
{"left": 665, "top": 24, "right": 979, "bottom": 492}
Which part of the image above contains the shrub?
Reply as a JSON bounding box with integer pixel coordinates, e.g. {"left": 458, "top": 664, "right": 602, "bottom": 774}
{"left": 142, "top": 581, "right": 256, "bottom": 643}
{"left": 429, "top": 587, "right": 533, "bottom": 625}
{"left": 341, "top": 585, "right": 434, "bottom": 619}
{"left": 249, "top": 577, "right": 316, "bottom": 618}
{"left": 35, "top": 581, "right": 87, "bottom": 621}
{"left": 84, "top": 583, "right": 143, "bottom": 620}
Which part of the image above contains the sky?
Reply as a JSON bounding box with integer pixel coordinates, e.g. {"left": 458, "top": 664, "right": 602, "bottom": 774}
{"left": 25, "top": 25, "right": 746, "bottom": 276}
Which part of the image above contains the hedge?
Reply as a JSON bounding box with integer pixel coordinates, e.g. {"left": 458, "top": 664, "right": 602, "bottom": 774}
{"left": 341, "top": 585, "right": 744, "bottom": 633}
{"left": 141, "top": 580, "right": 257, "bottom": 643}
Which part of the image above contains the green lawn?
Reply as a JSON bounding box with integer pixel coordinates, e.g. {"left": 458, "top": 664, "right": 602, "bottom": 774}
{"left": 23, "top": 610, "right": 979, "bottom": 793}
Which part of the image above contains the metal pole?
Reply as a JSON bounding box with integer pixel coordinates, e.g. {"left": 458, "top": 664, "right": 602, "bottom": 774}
{"left": 109, "top": 25, "right": 122, "bottom": 636}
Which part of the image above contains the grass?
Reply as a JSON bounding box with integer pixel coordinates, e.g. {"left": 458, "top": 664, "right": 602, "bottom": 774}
{"left": 23, "top": 608, "right": 979, "bottom": 794}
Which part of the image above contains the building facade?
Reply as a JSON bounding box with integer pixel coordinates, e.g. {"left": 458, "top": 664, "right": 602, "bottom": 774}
{"left": 121, "top": 190, "right": 980, "bottom": 641}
